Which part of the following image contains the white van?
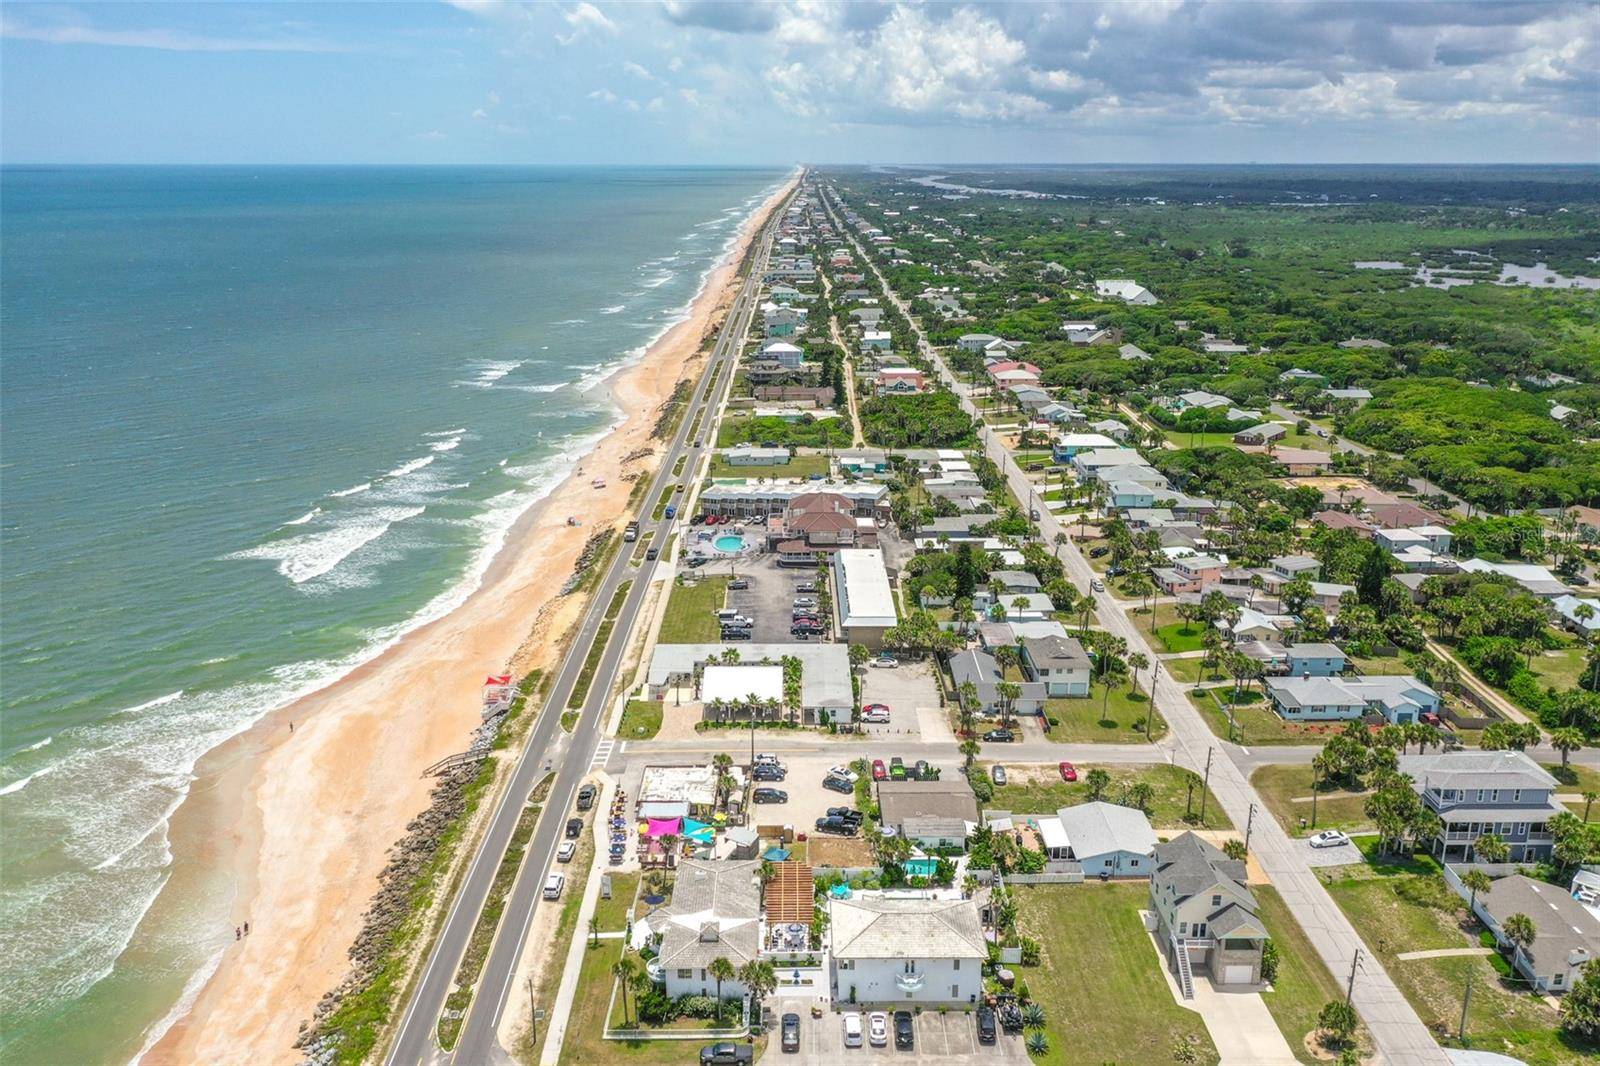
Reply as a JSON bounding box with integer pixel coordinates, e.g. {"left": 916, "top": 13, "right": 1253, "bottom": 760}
{"left": 543, "top": 873, "right": 565, "bottom": 900}
{"left": 753, "top": 753, "right": 780, "bottom": 766}
{"left": 715, "top": 608, "right": 740, "bottom": 622}
{"left": 842, "top": 1012, "right": 863, "bottom": 1048}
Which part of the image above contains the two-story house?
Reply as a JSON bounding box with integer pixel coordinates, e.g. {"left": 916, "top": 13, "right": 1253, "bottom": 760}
{"left": 1400, "top": 751, "right": 1565, "bottom": 862}
{"left": 1154, "top": 554, "right": 1226, "bottom": 595}
{"left": 828, "top": 896, "right": 986, "bottom": 1006}
{"left": 1267, "top": 554, "right": 1321, "bottom": 585}
{"left": 648, "top": 859, "right": 760, "bottom": 1000}
{"left": 1019, "top": 635, "right": 1092, "bottom": 697}
{"left": 1149, "top": 832, "right": 1269, "bottom": 995}
{"left": 1284, "top": 642, "right": 1347, "bottom": 677}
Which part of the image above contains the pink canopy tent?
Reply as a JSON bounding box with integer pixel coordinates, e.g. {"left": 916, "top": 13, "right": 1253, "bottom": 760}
{"left": 645, "top": 817, "right": 682, "bottom": 838}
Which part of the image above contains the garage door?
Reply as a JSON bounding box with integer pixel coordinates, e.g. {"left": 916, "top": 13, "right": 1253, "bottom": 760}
{"left": 1223, "top": 965, "right": 1253, "bottom": 985}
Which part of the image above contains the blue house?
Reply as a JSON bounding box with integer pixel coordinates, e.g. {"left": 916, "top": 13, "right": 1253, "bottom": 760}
{"left": 1285, "top": 642, "right": 1347, "bottom": 677}
{"left": 1106, "top": 480, "right": 1156, "bottom": 510}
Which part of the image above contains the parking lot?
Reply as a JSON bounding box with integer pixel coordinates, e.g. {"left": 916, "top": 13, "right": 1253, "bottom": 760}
{"left": 711, "top": 551, "right": 830, "bottom": 645}
{"left": 762, "top": 1004, "right": 1027, "bottom": 1063}
{"left": 858, "top": 660, "right": 942, "bottom": 739}
{"left": 747, "top": 752, "right": 867, "bottom": 835}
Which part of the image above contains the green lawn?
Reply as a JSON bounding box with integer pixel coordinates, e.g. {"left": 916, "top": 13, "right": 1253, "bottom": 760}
{"left": 1321, "top": 841, "right": 1591, "bottom": 1065}
{"left": 1014, "top": 883, "right": 1218, "bottom": 1066}
{"left": 1255, "top": 885, "right": 1366, "bottom": 1063}
{"left": 657, "top": 576, "right": 729, "bottom": 644}
{"left": 1252, "top": 764, "right": 1374, "bottom": 838}
{"left": 1162, "top": 429, "right": 1240, "bottom": 449}
{"left": 557, "top": 938, "right": 727, "bottom": 1065}
{"left": 708, "top": 453, "right": 830, "bottom": 479}
{"left": 591, "top": 872, "right": 640, "bottom": 933}
{"left": 989, "top": 763, "right": 1233, "bottom": 829}
{"left": 1161, "top": 656, "right": 1225, "bottom": 684}
{"left": 1044, "top": 681, "right": 1166, "bottom": 742}
{"left": 1153, "top": 622, "right": 1207, "bottom": 653}
{"left": 1193, "top": 687, "right": 1347, "bottom": 746}
{"left": 1529, "top": 645, "right": 1587, "bottom": 691}
{"left": 618, "top": 700, "right": 664, "bottom": 740}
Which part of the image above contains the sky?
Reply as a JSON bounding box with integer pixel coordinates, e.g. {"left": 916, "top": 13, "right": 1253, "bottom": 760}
{"left": 2, "top": 1, "right": 1596, "bottom": 165}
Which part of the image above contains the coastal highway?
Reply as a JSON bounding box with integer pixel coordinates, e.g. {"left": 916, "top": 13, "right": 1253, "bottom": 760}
{"left": 822, "top": 183, "right": 1448, "bottom": 1065}
{"left": 386, "top": 186, "right": 789, "bottom": 1066}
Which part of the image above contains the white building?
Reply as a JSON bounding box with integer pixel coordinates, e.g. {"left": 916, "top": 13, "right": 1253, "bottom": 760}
{"left": 833, "top": 548, "right": 899, "bottom": 647}
{"left": 1094, "top": 278, "right": 1159, "bottom": 305}
{"left": 645, "top": 859, "right": 760, "bottom": 1000}
{"left": 1039, "top": 801, "right": 1158, "bottom": 877}
{"left": 829, "top": 896, "right": 986, "bottom": 1006}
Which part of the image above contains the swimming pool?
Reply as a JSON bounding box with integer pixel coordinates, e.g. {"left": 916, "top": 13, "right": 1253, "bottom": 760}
{"left": 905, "top": 858, "right": 938, "bottom": 878}
{"left": 713, "top": 534, "right": 745, "bottom": 553}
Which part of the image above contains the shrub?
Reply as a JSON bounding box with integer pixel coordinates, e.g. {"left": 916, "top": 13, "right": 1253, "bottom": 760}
{"left": 1260, "top": 940, "right": 1280, "bottom": 984}
{"left": 1020, "top": 937, "right": 1041, "bottom": 967}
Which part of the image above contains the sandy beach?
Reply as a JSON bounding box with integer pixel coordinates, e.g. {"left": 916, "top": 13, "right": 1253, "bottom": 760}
{"left": 142, "top": 172, "right": 796, "bottom": 1066}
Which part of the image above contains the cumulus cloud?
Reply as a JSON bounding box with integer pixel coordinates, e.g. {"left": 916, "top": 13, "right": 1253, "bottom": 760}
{"left": 557, "top": 2, "right": 617, "bottom": 45}
{"left": 660, "top": 1, "right": 781, "bottom": 35}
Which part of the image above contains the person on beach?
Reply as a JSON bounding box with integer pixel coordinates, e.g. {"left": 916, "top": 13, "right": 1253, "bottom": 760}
{"left": 243, "top": 921, "right": 250, "bottom": 936}
{"left": 235, "top": 927, "right": 240, "bottom": 940}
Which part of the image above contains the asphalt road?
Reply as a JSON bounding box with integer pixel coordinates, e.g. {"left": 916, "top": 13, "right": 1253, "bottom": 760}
{"left": 384, "top": 187, "right": 788, "bottom": 1066}
{"left": 824, "top": 184, "right": 1449, "bottom": 1065}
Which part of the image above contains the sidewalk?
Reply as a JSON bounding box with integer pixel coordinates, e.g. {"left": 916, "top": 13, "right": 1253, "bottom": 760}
{"left": 539, "top": 773, "right": 617, "bottom": 1065}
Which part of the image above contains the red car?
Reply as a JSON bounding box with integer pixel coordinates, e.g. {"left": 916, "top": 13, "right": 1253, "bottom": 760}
{"left": 704, "top": 513, "right": 719, "bottom": 525}
{"left": 871, "top": 759, "right": 887, "bottom": 781}
{"left": 1059, "top": 761, "right": 1077, "bottom": 782}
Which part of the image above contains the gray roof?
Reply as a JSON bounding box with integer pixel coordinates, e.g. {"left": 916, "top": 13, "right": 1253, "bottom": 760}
{"left": 1054, "top": 802, "right": 1157, "bottom": 860}
{"left": 1022, "top": 634, "right": 1091, "bottom": 672}
{"left": 1478, "top": 874, "right": 1600, "bottom": 977}
{"left": 830, "top": 896, "right": 986, "bottom": 961}
{"left": 1286, "top": 642, "right": 1345, "bottom": 659}
{"left": 1152, "top": 832, "right": 1254, "bottom": 908}
{"left": 901, "top": 815, "right": 972, "bottom": 840}
{"left": 1271, "top": 554, "right": 1321, "bottom": 572}
{"left": 878, "top": 780, "right": 979, "bottom": 829}
{"left": 653, "top": 859, "right": 762, "bottom": 971}
{"left": 1398, "top": 751, "right": 1557, "bottom": 792}
{"left": 647, "top": 643, "right": 852, "bottom": 710}
{"left": 989, "top": 570, "right": 1041, "bottom": 591}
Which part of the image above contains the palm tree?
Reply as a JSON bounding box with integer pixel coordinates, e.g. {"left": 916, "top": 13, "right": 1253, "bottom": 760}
{"left": 588, "top": 916, "right": 600, "bottom": 946}
{"left": 1501, "top": 912, "right": 1537, "bottom": 969}
{"left": 737, "top": 959, "right": 776, "bottom": 1023}
{"left": 1127, "top": 781, "right": 1155, "bottom": 814}
{"left": 708, "top": 957, "right": 735, "bottom": 1024}
{"left": 612, "top": 954, "right": 639, "bottom": 1027}
{"left": 661, "top": 833, "right": 680, "bottom": 866}
{"left": 1582, "top": 790, "right": 1598, "bottom": 823}
{"left": 1461, "top": 868, "right": 1492, "bottom": 917}
{"left": 1085, "top": 767, "right": 1111, "bottom": 801}
{"left": 1128, "top": 652, "right": 1150, "bottom": 694}
{"left": 959, "top": 738, "right": 980, "bottom": 769}
{"left": 1551, "top": 727, "right": 1584, "bottom": 768}
{"left": 1475, "top": 832, "right": 1509, "bottom": 864}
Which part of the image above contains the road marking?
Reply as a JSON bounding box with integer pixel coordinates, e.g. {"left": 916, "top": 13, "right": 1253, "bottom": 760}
{"left": 590, "top": 739, "right": 615, "bottom": 769}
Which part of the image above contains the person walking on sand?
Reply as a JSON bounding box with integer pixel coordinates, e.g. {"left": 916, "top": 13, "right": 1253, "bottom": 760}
{"left": 235, "top": 927, "right": 241, "bottom": 941}
{"left": 243, "top": 921, "right": 250, "bottom": 936}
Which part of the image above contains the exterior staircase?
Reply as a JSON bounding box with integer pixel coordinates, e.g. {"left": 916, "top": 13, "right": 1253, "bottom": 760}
{"left": 1172, "top": 936, "right": 1195, "bottom": 1000}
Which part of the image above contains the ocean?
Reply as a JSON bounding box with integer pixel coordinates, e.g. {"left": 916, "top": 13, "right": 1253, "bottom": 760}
{"left": 0, "top": 164, "right": 788, "bottom": 1063}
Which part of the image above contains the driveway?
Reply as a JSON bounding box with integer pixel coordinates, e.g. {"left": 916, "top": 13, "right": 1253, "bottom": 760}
{"left": 761, "top": 1006, "right": 1026, "bottom": 1064}
{"left": 1144, "top": 926, "right": 1297, "bottom": 1065}
{"left": 1297, "top": 835, "right": 1367, "bottom": 868}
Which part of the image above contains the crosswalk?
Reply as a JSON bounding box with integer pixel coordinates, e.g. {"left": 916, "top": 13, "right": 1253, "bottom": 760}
{"left": 590, "top": 738, "right": 618, "bottom": 770}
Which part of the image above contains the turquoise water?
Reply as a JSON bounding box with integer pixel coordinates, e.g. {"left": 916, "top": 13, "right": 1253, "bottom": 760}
{"left": 904, "top": 859, "right": 939, "bottom": 877}
{"left": 0, "top": 165, "right": 787, "bottom": 1063}
{"left": 713, "top": 534, "right": 747, "bottom": 552}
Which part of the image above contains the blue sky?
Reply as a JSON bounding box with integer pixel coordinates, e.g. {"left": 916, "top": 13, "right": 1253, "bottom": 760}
{"left": 2, "top": 1, "right": 1596, "bottom": 164}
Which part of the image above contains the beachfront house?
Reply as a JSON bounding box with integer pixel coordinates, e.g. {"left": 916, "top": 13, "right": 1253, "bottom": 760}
{"left": 828, "top": 896, "right": 986, "bottom": 1006}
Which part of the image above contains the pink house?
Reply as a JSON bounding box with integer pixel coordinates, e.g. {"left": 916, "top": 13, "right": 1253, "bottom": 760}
{"left": 1152, "top": 554, "right": 1226, "bottom": 595}
{"left": 875, "top": 366, "right": 926, "bottom": 394}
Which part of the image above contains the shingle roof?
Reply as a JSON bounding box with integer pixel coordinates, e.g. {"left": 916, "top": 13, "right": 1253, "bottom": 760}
{"left": 1478, "top": 874, "right": 1600, "bottom": 977}
{"left": 1152, "top": 832, "right": 1254, "bottom": 908}
{"left": 654, "top": 859, "right": 762, "bottom": 971}
{"left": 1022, "top": 634, "right": 1091, "bottom": 672}
{"left": 1398, "top": 751, "right": 1557, "bottom": 791}
{"left": 830, "top": 897, "right": 986, "bottom": 960}
{"left": 878, "top": 780, "right": 979, "bottom": 828}
{"left": 1053, "top": 801, "right": 1156, "bottom": 860}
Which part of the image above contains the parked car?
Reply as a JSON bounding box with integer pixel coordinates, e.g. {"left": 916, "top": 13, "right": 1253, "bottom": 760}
{"left": 1309, "top": 830, "right": 1351, "bottom": 849}
{"left": 565, "top": 817, "right": 584, "bottom": 839}
{"left": 871, "top": 758, "right": 887, "bottom": 781}
{"left": 721, "top": 627, "right": 752, "bottom": 641}
{"left": 983, "top": 728, "right": 1014, "bottom": 743}
{"left": 728, "top": 578, "right": 749, "bottom": 590}
{"left": 781, "top": 1013, "right": 800, "bottom": 1053}
{"left": 894, "top": 1010, "right": 914, "bottom": 1049}
{"left": 1090, "top": 578, "right": 1106, "bottom": 592}
{"left": 826, "top": 764, "right": 858, "bottom": 783}
{"left": 826, "top": 807, "right": 864, "bottom": 826}
{"left": 576, "top": 784, "right": 597, "bottom": 810}
{"left": 913, "top": 760, "right": 931, "bottom": 780}
{"left": 690, "top": 513, "right": 704, "bottom": 526}
{"left": 752, "top": 765, "right": 786, "bottom": 782}
{"left": 793, "top": 597, "right": 818, "bottom": 609}
{"left": 699, "top": 1042, "right": 752, "bottom": 1065}
{"left": 795, "top": 582, "right": 817, "bottom": 593}
{"left": 822, "top": 775, "right": 852, "bottom": 794}
{"left": 868, "top": 1012, "right": 888, "bottom": 1047}
{"left": 791, "top": 613, "right": 821, "bottom": 625}
{"left": 1089, "top": 546, "right": 1110, "bottom": 558}
{"left": 753, "top": 788, "right": 788, "bottom": 804}
{"left": 860, "top": 706, "right": 891, "bottom": 724}
{"left": 991, "top": 764, "right": 1007, "bottom": 785}
{"left": 871, "top": 656, "right": 897, "bottom": 669}
{"left": 814, "top": 815, "right": 858, "bottom": 835}
{"left": 889, "top": 757, "right": 906, "bottom": 780}
{"left": 557, "top": 840, "right": 577, "bottom": 863}
{"left": 754, "top": 753, "right": 780, "bottom": 765}
{"left": 843, "top": 1012, "right": 863, "bottom": 1048}
{"left": 1059, "top": 761, "right": 1077, "bottom": 782}
{"left": 976, "top": 1005, "right": 997, "bottom": 1045}
{"left": 790, "top": 624, "right": 823, "bottom": 637}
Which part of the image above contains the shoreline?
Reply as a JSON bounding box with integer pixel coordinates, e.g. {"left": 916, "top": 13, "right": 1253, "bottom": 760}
{"left": 138, "top": 171, "right": 797, "bottom": 1065}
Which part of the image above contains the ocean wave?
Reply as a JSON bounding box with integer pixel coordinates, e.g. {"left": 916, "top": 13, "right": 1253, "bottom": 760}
{"left": 642, "top": 272, "right": 675, "bottom": 289}
{"left": 599, "top": 304, "right": 626, "bottom": 315}
{"left": 469, "top": 360, "right": 522, "bottom": 386}
{"left": 226, "top": 506, "right": 425, "bottom": 584}
{"left": 503, "top": 381, "right": 571, "bottom": 394}
{"left": 0, "top": 764, "right": 56, "bottom": 797}
{"left": 429, "top": 437, "right": 462, "bottom": 453}
{"left": 283, "top": 507, "right": 321, "bottom": 526}
{"left": 423, "top": 427, "right": 465, "bottom": 438}
{"left": 123, "top": 691, "right": 186, "bottom": 715}
{"left": 327, "top": 482, "right": 371, "bottom": 499}
{"left": 552, "top": 318, "right": 586, "bottom": 326}
{"left": 19, "top": 736, "right": 53, "bottom": 753}
{"left": 382, "top": 455, "right": 434, "bottom": 480}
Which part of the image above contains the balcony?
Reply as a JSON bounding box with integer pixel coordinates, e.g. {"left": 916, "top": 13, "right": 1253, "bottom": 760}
{"left": 895, "top": 972, "right": 925, "bottom": 994}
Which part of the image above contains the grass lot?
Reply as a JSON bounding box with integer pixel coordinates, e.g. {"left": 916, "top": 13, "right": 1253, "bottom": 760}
{"left": 1045, "top": 682, "right": 1166, "bottom": 742}
{"left": 1015, "top": 883, "right": 1218, "bottom": 1065}
{"left": 657, "top": 576, "right": 729, "bottom": 644}
{"left": 618, "top": 700, "right": 664, "bottom": 740}
{"left": 1255, "top": 885, "right": 1365, "bottom": 1063}
{"left": 558, "top": 938, "right": 726, "bottom": 1065}
{"left": 1349, "top": 652, "right": 1413, "bottom": 676}
{"left": 1252, "top": 765, "right": 1374, "bottom": 837}
{"left": 708, "top": 453, "right": 830, "bottom": 479}
{"left": 1321, "top": 840, "right": 1592, "bottom": 1065}
{"left": 1193, "top": 686, "right": 1349, "bottom": 746}
{"left": 1162, "top": 656, "right": 1225, "bottom": 684}
{"left": 592, "top": 872, "right": 640, "bottom": 933}
{"left": 1545, "top": 762, "right": 1600, "bottom": 818}
{"left": 989, "top": 763, "right": 1233, "bottom": 830}
{"left": 1162, "top": 429, "right": 1239, "bottom": 449}
{"left": 1529, "top": 645, "right": 1587, "bottom": 691}
{"left": 1154, "top": 622, "right": 1207, "bottom": 653}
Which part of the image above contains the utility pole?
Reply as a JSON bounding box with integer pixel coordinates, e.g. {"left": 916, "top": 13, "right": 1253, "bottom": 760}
{"left": 1245, "top": 803, "right": 1256, "bottom": 854}
{"left": 1458, "top": 968, "right": 1473, "bottom": 1040}
{"left": 1345, "top": 947, "right": 1363, "bottom": 1008}
{"left": 527, "top": 978, "right": 537, "bottom": 1048}
{"left": 1199, "top": 748, "right": 1214, "bottom": 824}
{"left": 1144, "top": 661, "right": 1159, "bottom": 742}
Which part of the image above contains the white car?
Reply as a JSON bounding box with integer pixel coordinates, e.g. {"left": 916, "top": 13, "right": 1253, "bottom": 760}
{"left": 557, "top": 840, "right": 577, "bottom": 863}
{"left": 868, "top": 1011, "right": 889, "bottom": 1047}
{"left": 860, "top": 708, "right": 891, "bottom": 724}
{"left": 1090, "top": 578, "right": 1106, "bottom": 592}
{"left": 842, "top": 1012, "right": 863, "bottom": 1048}
{"left": 827, "top": 764, "right": 859, "bottom": 783}
{"left": 1308, "top": 830, "right": 1351, "bottom": 849}
{"left": 871, "top": 656, "right": 897, "bottom": 669}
